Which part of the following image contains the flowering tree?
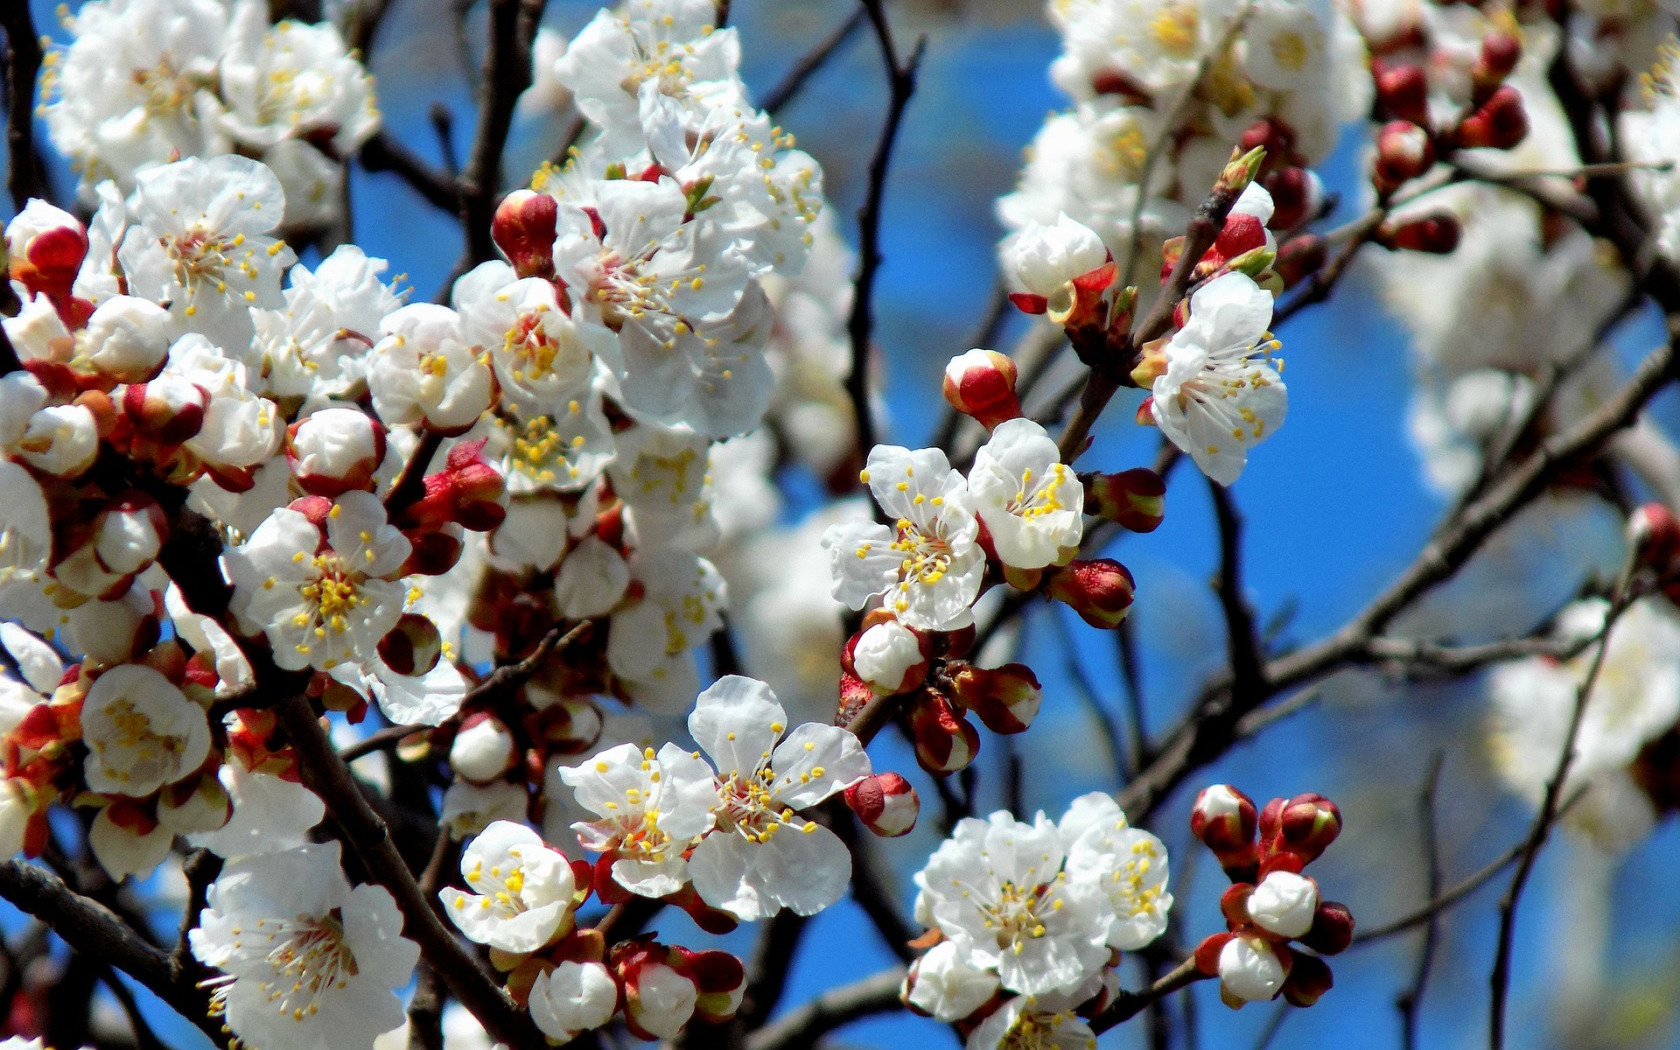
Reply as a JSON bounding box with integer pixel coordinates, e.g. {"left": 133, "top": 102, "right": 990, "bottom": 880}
{"left": 0, "top": 0, "right": 1677, "bottom": 1048}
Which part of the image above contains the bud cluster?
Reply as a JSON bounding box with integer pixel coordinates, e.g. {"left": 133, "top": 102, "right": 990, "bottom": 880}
{"left": 1189, "top": 785, "right": 1353, "bottom": 1009}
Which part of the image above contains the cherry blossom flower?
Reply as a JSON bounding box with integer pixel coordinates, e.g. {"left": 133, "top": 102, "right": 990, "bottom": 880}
{"left": 686, "top": 676, "right": 871, "bottom": 921}
{"left": 821, "top": 445, "right": 985, "bottom": 631}
{"left": 1248, "top": 870, "right": 1318, "bottom": 939}
{"left": 529, "top": 960, "right": 619, "bottom": 1042}
{"left": 118, "top": 155, "right": 296, "bottom": 350}
{"left": 560, "top": 741, "right": 718, "bottom": 897}
{"left": 1059, "top": 792, "right": 1173, "bottom": 951}
{"left": 1150, "top": 272, "right": 1286, "bottom": 486}
{"left": 904, "top": 940, "right": 1001, "bottom": 1023}
{"left": 965, "top": 992, "right": 1099, "bottom": 1050}
{"left": 368, "top": 304, "right": 495, "bottom": 433}
{"left": 80, "top": 664, "right": 212, "bottom": 798}
{"left": 190, "top": 842, "right": 419, "bottom": 1050}
{"left": 969, "top": 418, "right": 1084, "bottom": 571}
{"left": 441, "top": 820, "right": 577, "bottom": 953}
{"left": 223, "top": 491, "right": 411, "bottom": 674}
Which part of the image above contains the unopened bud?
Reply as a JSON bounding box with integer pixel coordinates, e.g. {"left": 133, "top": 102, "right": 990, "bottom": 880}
{"left": 844, "top": 772, "right": 920, "bottom": 837}
{"left": 1263, "top": 167, "right": 1323, "bottom": 231}
{"left": 6, "top": 200, "right": 87, "bottom": 300}
{"left": 450, "top": 714, "right": 517, "bottom": 784}
{"left": 1378, "top": 214, "right": 1461, "bottom": 254}
{"left": 378, "top": 612, "right": 444, "bottom": 678}
{"left": 1191, "top": 783, "right": 1260, "bottom": 880}
{"left": 18, "top": 403, "right": 100, "bottom": 477}
{"left": 123, "top": 377, "right": 208, "bottom": 446}
{"left": 1299, "top": 900, "right": 1355, "bottom": 955}
{"left": 1248, "top": 870, "right": 1319, "bottom": 938}
{"left": 1044, "top": 558, "right": 1136, "bottom": 629}
{"left": 1473, "top": 33, "right": 1522, "bottom": 99}
{"left": 909, "top": 693, "right": 981, "bottom": 774}
{"left": 682, "top": 949, "right": 746, "bottom": 1025}
{"left": 1275, "top": 235, "right": 1327, "bottom": 288}
{"left": 1216, "top": 146, "right": 1268, "bottom": 199}
{"left": 1005, "top": 213, "right": 1112, "bottom": 300}
{"left": 81, "top": 297, "right": 171, "bottom": 383}
{"left": 616, "top": 950, "right": 698, "bottom": 1042}
{"left": 1630, "top": 503, "right": 1680, "bottom": 567}
{"left": 948, "top": 662, "right": 1042, "bottom": 735}
{"left": 1281, "top": 953, "right": 1334, "bottom": 1007}
{"left": 942, "top": 349, "right": 1023, "bottom": 431}
{"left": 1373, "top": 61, "right": 1430, "bottom": 126}
{"left": 1374, "top": 121, "right": 1436, "bottom": 191}
{"left": 1269, "top": 792, "right": 1342, "bottom": 863}
{"left": 852, "top": 620, "right": 929, "bottom": 695}
{"left": 1454, "top": 85, "right": 1528, "bottom": 150}
{"left": 286, "top": 407, "right": 387, "bottom": 497}
{"left": 1217, "top": 935, "right": 1290, "bottom": 1007}
{"left": 492, "top": 190, "right": 559, "bottom": 279}
{"left": 1238, "top": 120, "right": 1296, "bottom": 170}
{"left": 1081, "top": 469, "right": 1165, "bottom": 532}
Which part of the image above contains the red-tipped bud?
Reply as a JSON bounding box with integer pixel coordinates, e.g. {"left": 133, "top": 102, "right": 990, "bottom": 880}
{"left": 1192, "top": 783, "right": 1261, "bottom": 881}
{"left": 1220, "top": 883, "right": 1255, "bottom": 927}
{"left": 377, "top": 613, "right": 443, "bottom": 680}
{"left": 6, "top": 201, "right": 89, "bottom": 301}
{"left": 1263, "top": 166, "right": 1322, "bottom": 231}
{"left": 286, "top": 407, "right": 387, "bottom": 497}
{"left": 1044, "top": 558, "right": 1136, "bottom": 629}
{"left": 1377, "top": 214, "right": 1461, "bottom": 254}
{"left": 402, "top": 524, "right": 465, "bottom": 577}
{"left": 1194, "top": 932, "right": 1236, "bottom": 975}
{"left": 942, "top": 348, "right": 1023, "bottom": 431}
{"left": 400, "top": 439, "right": 509, "bottom": 532}
{"left": 948, "top": 662, "right": 1043, "bottom": 735}
{"left": 837, "top": 668, "right": 875, "bottom": 730}
{"left": 1275, "top": 235, "right": 1327, "bottom": 288}
{"left": 1373, "top": 121, "right": 1436, "bottom": 191}
{"left": 850, "top": 620, "right": 930, "bottom": 695}
{"left": 1473, "top": 33, "right": 1522, "bottom": 99}
{"left": 1238, "top": 120, "right": 1295, "bottom": 172}
{"left": 1454, "top": 85, "right": 1528, "bottom": 150}
{"left": 1373, "top": 61, "right": 1430, "bottom": 126}
{"left": 492, "top": 190, "right": 559, "bottom": 280}
{"left": 1082, "top": 468, "right": 1165, "bottom": 532}
{"left": 1281, "top": 953, "right": 1334, "bottom": 1007}
{"left": 1212, "top": 213, "right": 1268, "bottom": 265}
{"left": 614, "top": 946, "right": 699, "bottom": 1042}
{"left": 1269, "top": 792, "right": 1342, "bottom": 863}
{"left": 1630, "top": 503, "right": 1680, "bottom": 568}
{"left": 1299, "top": 900, "right": 1355, "bottom": 955}
{"left": 909, "top": 693, "right": 981, "bottom": 774}
{"left": 122, "top": 376, "right": 207, "bottom": 446}
{"left": 844, "top": 772, "right": 920, "bottom": 837}
{"left": 683, "top": 950, "right": 746, "bottom": 1025}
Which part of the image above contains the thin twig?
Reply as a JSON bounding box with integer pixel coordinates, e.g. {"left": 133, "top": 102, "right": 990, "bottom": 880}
{"left": 744, "top": 966, "right": 906, "bottom": 1050}
{"left": 1209, "top": 481, "right": 1266, "bottom": 707}
{"left": 844, "top": 0, "right": 926, "bottom": 471}
{"left": 1396, "top": 753, "right": 1446, "bottom": 1050}
{"left": 1489, "top": 552, "right": 1640, "bottom": 1050}
{"left": 1091, "top": 958, "right": 1210, "bottom": 1034}
{"left": 760, "top": 6, "right": 869, "bottom": 115}
{"left": 359, "top": 131, "right": 461, "bottom": 213}
{"left": 457, "top": 0, "right": 549, "bottom": 267}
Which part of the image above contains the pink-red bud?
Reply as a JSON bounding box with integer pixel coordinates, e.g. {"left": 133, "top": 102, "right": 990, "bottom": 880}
{"left": 844, "top": 772, "right": 920, "bottom": 837}
{"left": 1374, "top": 121, "right": 1436, "bottom": 191}
{"left": 909, "top": 693, "right": 981, "bottom": 774}
{"left": 1281, "top": 953, "right": 1334, "bottom": 1006}
{"left": 1373, "top": 61, "right": 1430, "bottom": 126}
{"left": 377, "top": 613, "right": 444, "bottom": 677}
{"left": 1378, "top": 214, "right": 1461, "bottom": 254}
{"left": 942, "top": 349, "right": 1023, "bottom": 431}
{"left": 948, "top": 662, "right": 1043, "bottom": 735}
{"left": 1044, "top": 558, "right": 1136, "bottom": 629}
{"left": 1270, "top": 792, "right": 1342, "bottom": 863}
{"left": 1454, "top": 86, "right": 1528, "bottom": 150}
{"left": 1299, "top": 901, "right": 1355, "bottom": 956}
{"left": 492, "top": 190, "right": 559, "bottom": 280}
{"left": 122, "top": 378, "right": 207, "bottom": 446}
{"left": 1081, "top": 468, "right": 1165, "bottom": 532}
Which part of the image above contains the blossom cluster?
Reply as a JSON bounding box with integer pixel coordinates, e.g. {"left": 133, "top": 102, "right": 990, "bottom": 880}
{"left": 42, "top": 0, "right": 379, "bottom": 231}
{"left": 903, "top": 794, "right": 1173, "bottom": 1050}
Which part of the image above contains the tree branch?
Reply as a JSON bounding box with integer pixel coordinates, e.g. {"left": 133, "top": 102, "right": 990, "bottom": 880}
{"left": 1091, "top": 958, "right": 1210, "bottom": 1034}
{"left": 744, "top": 966, "right": 906, "bottom": 1050}
{"left": 0, "top": 1, "right": 48, "bottom": 211}
{"left": 760, "top": 7, "right": 869, "bottom": 116}
{"left": 456, "top": 0, "right": 548, "bottom": 268}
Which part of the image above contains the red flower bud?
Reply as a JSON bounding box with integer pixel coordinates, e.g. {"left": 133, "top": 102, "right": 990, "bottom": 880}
{"left": 378, "top": 613, "right": 444, "bottom": 677}
{"left": 1378, "top": 214, "right": 1461, "bottom": 254}
{"left": 1044, "top": 558, "right": 1136, "bottom": 629}
{"left": 1081, "top": 468, "right": 1165, "bottom": 532}
{"left": 1194, "top": 932, "right": 1235, "bottom": 975}
{"left": 1263, "top": 166, "right": 1322, "bottom": 231}
{"left": 122, "top": 377, "right": 207, "bottom": 446}
{"left": 1299, "top": 900, "right": 1355, "bottom": 955}
{"left": 1373, "top": 61, "right": 1430, "bottom": 126}
{"left": 1192, "top": 783, "right": 1261, "bottom": 881}
{"left": 1454, "top": 85, "right": 1527, "bottom": 150}
{"left": 7, "top": 202, "right": 89, "bottom": 301}
{"left": 285, "top": 408, "right": 387, "bottom": 497}
{"left": 1473, "top": 33, "right": 1522, "bottom": 100}
{"left": 492, "top": 190, "right": 559, "bottom": 280}
{"left": 909, "top": 693, "right": 981, "bottom": 774}
{"left": 942, "top": 349, "right": 1023, "bottom": 431}
{"left": 948, "top": 662, "right": 1043, "bottom": 735}
{"left": 1275, "top": 235, "right": 1327, "bottom": 288}
{"left": 844, "top": 772, "right": 920, "bottom": 837}
{"left": 1373, "top": 121, "right": 1436, "bottom": 191}
{"left": 1238, "top": 119, "right": 1296, "bottom": 171}
{"left": 1281, "top": 953, "right": 1334, "bottom": 1006}
{"left": 1270, "top": 792, "right": 1341, "bottom": 863}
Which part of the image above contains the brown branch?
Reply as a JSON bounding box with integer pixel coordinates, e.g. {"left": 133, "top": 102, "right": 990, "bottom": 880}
{"left": 744, "top": 966, "right": 906, "bottom": 1050}
{"left": 0, "top": 1, "right": 47, "bottom": 211}
{"left": 456, "top": 0, "right": 548, "bottom": 268}
{"left": 360, "top": 131, "right": 461, "bottom": 213}
{"left": 1091, "top": 958, "right": 1210, "bottom": 1034}
{"left": 844, "top": 0, "right": 926, "bottom": 471}
{"left": 273, "top": 693, "right": 546, "bottom": 1048}
{"left": 0, "top": 861, "right": 229, "bottom": 1048}
{"left": 1209, "top": 482, "right": 1265, "bottom": 707}
{"left": 760, "top": 6, "right": 869, "bottom": 116}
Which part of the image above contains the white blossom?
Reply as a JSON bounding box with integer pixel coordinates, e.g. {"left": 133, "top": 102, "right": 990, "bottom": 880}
{"left": 1248, "top": 870, "right": 1318, "bottom": 939}
{"left": 969, "top": 418, "right": 1084, "bottom": 570}
{"left": 442, "top": 820, "right": 577, "bottom": 953}
{"left": 81, "top": 664, "right": 212, "bottom": 797}
{"left": 529, "top": 960, "right": 618, "bottom": 1042}
{"left": 560, "top": 741, "right": 718, "bottom": 897}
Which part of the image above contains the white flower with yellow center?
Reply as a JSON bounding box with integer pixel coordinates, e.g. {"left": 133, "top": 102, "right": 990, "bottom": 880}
{"left": 1058, "top": 792, "right": 1172, "bottom": 951}
{"left": 559, "top": 741, "right": 719, "bottom": 898}
{"left": 224, "top": 491, "right": 411, "bottom": 673}
{"left": 442, "top": 820, "right": 578, "bottom": 954}
{"left": 368, "top": 303, "right": 495, "bottom": 433}
{"left": 969, "top": 418, "right": 1084, "bottom": 571}
{"left": 191, "top": 842, "right": 418, "bottom": 1050}
{"left": 964, "top": 992, "right": 1099, "bottom": 1050}
{"left": 455, "top": 263, "right": 618, "bottom": 416}
{"left": 685, "top": 676, "right": 871, "bottom": 921}
{"left": 821, "top": 445, "right": 985, "bottom": 632}
{"left": 914, "top": 810, "right": 1113, "bottom": 997}
{"left": 80, "top": 664, "right": 212, "bottom": 798}
{"left": 606, "top": 548, "right": 726, "bottom": 711}
{"left": 1150, "top": 271, "right": 1287, "bottom": 487}
{"left": 118, "top": 155, "right": 295, "bottom": 351}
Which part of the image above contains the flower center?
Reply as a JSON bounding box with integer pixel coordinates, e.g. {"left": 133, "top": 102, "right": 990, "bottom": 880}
{"left": 892, "top": 520, "right": 953, "bottom": 585}
{"left": 256, "top": 907, "right": 360, "bottom": 1022}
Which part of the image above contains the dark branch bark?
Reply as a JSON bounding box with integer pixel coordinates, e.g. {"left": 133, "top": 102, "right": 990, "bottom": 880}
{"left": 0, "top": 1, "right": 48, "bottom": 211}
